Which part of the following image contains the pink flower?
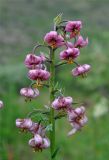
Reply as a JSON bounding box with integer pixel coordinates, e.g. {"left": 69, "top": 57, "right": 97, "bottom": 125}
{"left": 65, "top": 21, "right": 82, "bottom": 38}
{"left": 29, "top": 134, "right": 50, "bottom": 151}
{"left": 60, "top": 48, "right": 80, "bottom": 63}
{"left": 74, "top": 35, "right": 88, "bottom": 48}
{"left": 24, "top": 53, "right": 46, "bottom": 69}
{"left": 52, "top": 96, "right": 73, "bottom": 110}
{"left": 39, "top": 53, "right": 46, "bottom": 62}
{"left": 67, "top": 106, "right": 88, "bottom": 136}
{"left": 41, "top": 137, "right": 50, "bottom": 149}
{"left": 28, "top": 69, "right": 50, "bottom": 81}
{"left": 0, "top": 100, "right": 4, "bottom": 109}
{"left": 20, "top": 88, "right": 39, "bottom": 100}
{"left": 29, "top": 134, "right": 43, "bottom": 151}
{"left": 29, "top": 122, "right": 45, "bottom": 136}
{"left": 65, "top": 41, "right": 74, "bottom": 48}
{"left": 16, "top": 118, "right": 33, "bottom": 131}
{"left": 44, "top": 31, "right": 64, "bottom": 48}
{"left": 72, "top": 64, "right": 91, "bottom": 77}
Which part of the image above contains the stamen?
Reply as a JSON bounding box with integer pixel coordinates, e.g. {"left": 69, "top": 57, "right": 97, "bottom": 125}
{"left": 75, "top": 115, "right": 82, "bottom": 123}
{"left": 50, "top": 41, "right": 56, "bottom": 49}
{"left": 32, "top": 79, "right": 43, "bottom": 88}
{"left": 81, "top": 73, "right": 87, "bottom": 78}
{"left": 67, "top": 58, "right": 73, "bottom": 64}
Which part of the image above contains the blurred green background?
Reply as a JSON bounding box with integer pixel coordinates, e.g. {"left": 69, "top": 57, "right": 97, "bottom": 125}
{"left": 0, "top": 0, "right": 109, "bottom": 159}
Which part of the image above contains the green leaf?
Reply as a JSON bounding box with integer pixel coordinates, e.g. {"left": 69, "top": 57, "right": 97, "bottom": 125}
{"left": 45, "top": 124, "right": 53, "bottom": 131}
{"left": 27, "top": 109, "right": 49, "bottom": 118}
{"left": 52, "top": 147, "right": 60, "bottom": 159}
{"left": 53, "top": 13, "right": 63, "bottom": 26}
{"left": 54, "top": 82, "right": 59, "bottom": 90}
{"left": 55, "top": 112, "right": 67, "bottom": 120}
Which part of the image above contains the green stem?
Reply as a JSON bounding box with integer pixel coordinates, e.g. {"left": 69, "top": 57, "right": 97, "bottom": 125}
{"left": 49, "top": 47, "right": 55, "bottom": 159}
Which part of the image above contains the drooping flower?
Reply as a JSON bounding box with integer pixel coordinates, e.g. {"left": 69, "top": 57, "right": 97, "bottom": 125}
{"left": 20, "top": 88, "right": 39, "bottom": 100}
{"left": 29, "top": 134, "right": 50, "bottom": 151}
{"left": 65, "top": 41, "right": 74, "bottom": 48}
{"left": 29, "top": 134, "right": 43, "bottom": 151}
{"left": 40, "top": 53, "right": 46, "bottom": 62}
{"left": 29, "top": 122, "right": 45, "bottom": 136}
{"left": 28, "top": 69, "right": 50, "bottom": 86}
{"left": 65, "top": 21, "right": 82, "bottom": 38}
{"left": 72, "top": 64, "right": 91, "bottom": 77}
{"left": 52, "top": 96, "right": 73, "bottom": 110}
{"left": 60, "top": 48, "right": 80, "bottom": 63}
{"left": 44, "top": 31, "right": 64, "bottom": 49}
{"left": 67, "top": 106, "right": 88, "bottom": 136}
{"left": 74, "top": 35, "right": 88, "bottom": 48}
{"left": 41, "top": 137, "right": 50, "bottom": 149}
{"left": 24, "top": 53, "right": 46, "bottom": 69}
{"left": 0, "top": 100, "right": 4, "bottom": 109}
{"left": 16, "top": 118, "right": 33, "bottom": 131}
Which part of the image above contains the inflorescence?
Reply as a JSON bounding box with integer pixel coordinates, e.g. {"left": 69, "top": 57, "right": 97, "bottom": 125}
{"left": 16, "top": 15, "right": 91, "bottom": 153}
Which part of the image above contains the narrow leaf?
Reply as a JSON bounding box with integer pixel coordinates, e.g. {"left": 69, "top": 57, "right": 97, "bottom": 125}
{"left": 27, "top": 109, "right": 49, "bottom": 118}
{"left": 52, "top": 147, "right": 60, "bottom": 159}
{"left": 45, "top": 124, "right": 53, "bottom": 131}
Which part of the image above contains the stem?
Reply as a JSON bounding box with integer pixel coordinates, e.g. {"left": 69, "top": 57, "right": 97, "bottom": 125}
{"left": 55, "top": 61, "right": 67, "bottom": 68}
{"left": 55, "top": 61, "right": 80, "bottom": 68}
{"left": 49, "top": 47, "right": 55, "bottom": 159}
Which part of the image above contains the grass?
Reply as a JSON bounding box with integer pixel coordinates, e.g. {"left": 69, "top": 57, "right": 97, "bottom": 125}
{"left": 0, "top": 0, "right": 109, "bottom": 159}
